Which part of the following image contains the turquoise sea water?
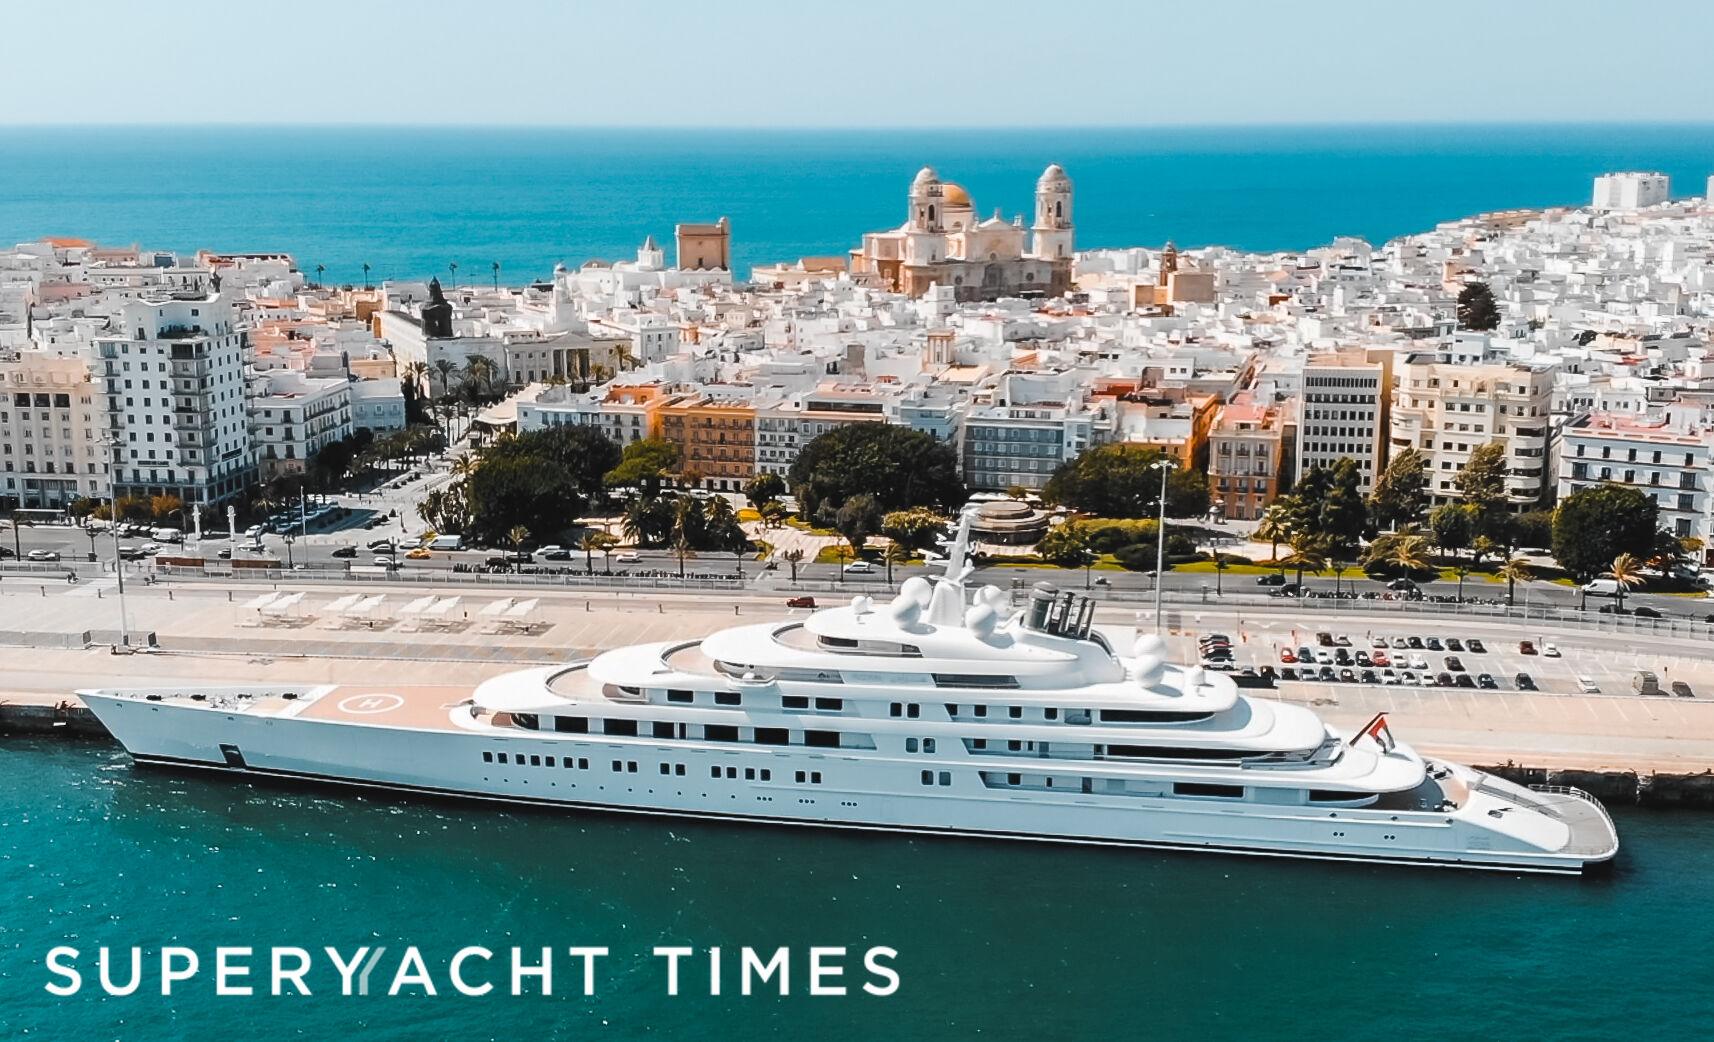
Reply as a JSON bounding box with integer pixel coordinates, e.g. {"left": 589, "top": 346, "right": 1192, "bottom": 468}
{"left": 3, "top": 124, "right": 1714, "bottom": 285}
{"left": 2, "top": 737, "right": 1713, "bottom": 1041}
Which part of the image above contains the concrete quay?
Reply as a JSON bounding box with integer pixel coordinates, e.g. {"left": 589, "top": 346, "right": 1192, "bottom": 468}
{"left": 0, "top": 578, "right": 1711, "bottom": 806}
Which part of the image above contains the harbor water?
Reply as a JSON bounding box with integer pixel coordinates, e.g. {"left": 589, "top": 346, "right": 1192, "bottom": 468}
{"left": 2, "top": 737, "right": 1712, "bottom": 1040}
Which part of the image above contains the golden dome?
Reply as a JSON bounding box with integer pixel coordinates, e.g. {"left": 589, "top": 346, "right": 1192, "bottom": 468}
{"left": 943, "top": 183, "right": 973, "bottom": 208}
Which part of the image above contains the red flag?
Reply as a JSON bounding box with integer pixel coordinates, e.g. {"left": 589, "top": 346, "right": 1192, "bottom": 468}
{"left": 1349, "top": 711, "right": 1395, "bottom": 753}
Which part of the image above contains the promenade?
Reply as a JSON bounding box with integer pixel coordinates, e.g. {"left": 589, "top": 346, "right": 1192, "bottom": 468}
{"left": 1, "top": 576, "right": 1712, "bottom": 780}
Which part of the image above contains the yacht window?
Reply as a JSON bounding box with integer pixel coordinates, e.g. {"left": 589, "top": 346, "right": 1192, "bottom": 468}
{"left": 946, "top": 704, "right": 959, "bottom": 716}
{"left": 660, "top": 763, "right": 671, "bottom": 775}
{"left": 1045, "top": 708, "right": 1058, "bottom": 720}
{"left": 805, "top": 730, "right": 839, "bottom": 748}
{"left": 619, "top": 686, "right": 640, "bottom": 696}
{"left": 613, "top": 761, "right": 623, "bottom": 772}
{"left": 906, "top": 704, "right": 920, "bottom": 719}
{"left": 628, "top": 762, "right": 638, "bottom": 772}
{"left": 972, "top": 739, "right": 987, "bottom": 750}
{"left": 889, "top": 702, "right": 902, "bottom": 717}
{"left": 578, "top": 759, "right": 589, "bottom": 769}
{"left": 498, "top": 753, "right": 508, "bottom": 764}
{"left": 933, "top": 674, "right": 1020, "bottom": 689}
{"left": 530, "top": 755, "right": 541, "bottom": 766}
{"left": 1109, "top": 745, "right": 1249, "bottom": 760}
{"left": 761, "top": 769, "right": 771, "bottom": 781}
{"left": 755, "top": 727, "right": 788, "bottom": 745}
{"left": 676, "top": 764, "right": 686, "bottom": 776}
{"left": 605, "top": 719, "right": 638, "bottom": 737}
{"left": 545, "top": 757, "right": 555, "bottom": 767}
{"left": 924, "top": 738, "right": 936, "bottom": 753}
{"left": 906, "top": 738, "right": 919, "bottom": 753}
{"left": 714, "top": 692, "right": 742, "bottom": 706}
{"left": 811, "top": 772, "right": 822, "bottom": 784}
{"left": 726, "top": 767, "right": 737, "bottom": 778}
{"left": 796, "top": 771, "right": 807, "bottom": 783}
{"left": 483, "top": 751, "right": 493, "bottom": 763}
{"left": 1173, "top": 782, "right": 1245, "bottom": 798}
{"left": 554, "top": 716, "right": 588, "bottom": 733}
{"left": 1009, "top": 706, "right": 1022, "bottom": 719}
{"left": 667, "top": 690, "right": 694, "bottom": 703}
{"left": 1007, "top": 772, "right": 1021, "bottom": 785}
{"left": 783, "top": 695, "right": 810, "bottom": 709}
{"left": 814, "top": 697, "right": 843, "bottom": 711}
{"left": 1065, "top": 709, "right": 1092, "bottom": 725}
{"left": 712, "top": 766, "right": 722, "bottom": 778}
{"left": 653, "top": 722, "right": 674, "bottom": 739}
{"left": 1008, "top": 740, "right": 1021, "bottom": 751}
{"left": 745, "top": 768, "right": 756, "bottom": 780}
{"left": 705, "top": 724, "right": 739, "bottom": 742}
{"left": 1100, "top": 709, "right": 1214, "bottom": 723}
{"left": 1309, "top": 790, "right": 1373, "bottom": 802}
{"left": 938, "top": 771, "right": 951, "bottom": 786}
{"left": 921, "top": 770, "right": 933, "bottom": 785}
{"left": 974, "top": 705, "right": 987, "bottom": 718}
{"left": 513, "top": 713, "right": 539, "bottom": 730}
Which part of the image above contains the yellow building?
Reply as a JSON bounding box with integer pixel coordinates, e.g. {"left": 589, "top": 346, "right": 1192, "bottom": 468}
{"left": 659, "top": 395, "right": 756, "bottom": 491}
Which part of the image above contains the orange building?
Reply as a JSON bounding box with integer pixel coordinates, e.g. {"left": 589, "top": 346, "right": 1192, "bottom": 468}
{"left": 659, "top": 395, "right": 756, "bottom": 491}
{"left": 1208, "top": 394, "right": 1285, "bottom": 521}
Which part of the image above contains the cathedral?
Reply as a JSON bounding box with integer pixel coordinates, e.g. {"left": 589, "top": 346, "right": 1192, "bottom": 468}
{"left": 849, "top": 164, "right": 1074, "bottom": 301}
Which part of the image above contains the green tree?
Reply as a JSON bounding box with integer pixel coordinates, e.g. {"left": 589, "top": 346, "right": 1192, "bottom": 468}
{"left": 758, "top": 501, "right": 791, "bottom": 529}
{"left": 1253, "top": 504, "right": 1293, "bottom": 565}
{"left": 1369, "top": 447, "right": 1430, "bottom": 531}
{"left": 1456, "top": 440, "right": 1511, "bottom": 540}
{"left": 1042, "top": 444, "right": 1208, "bottom": 518}
{"left": 788, "top": 424, "right": 964, "bottom": 519}
{"left": 833, "top": 493, "right": 883, "bottom": 557}
{"left": 1552, "top": 483, "right": 1658, "bottom": 581}
{"left": 1647, "top": 528, "right": 1696, "bottom": 578}
{"left": 579, "top": 530, "right": 614, "bottom": 575}
{"left": 702, "top": 495, "right": 750, "bottom": 558}
{"left": 604, "top": 438, "right": 681, "bottom": 499}
{"left": 1497, "top": 555, "right": 1532, "bottom": 607}
{"left": 1430, "top": 503, "right": 1475, "bottom": 564}
{"left": 1457, "top": 281, "right": 1501, "bottom": 331}
{"left": 883, "top": 540, "right": 914, "bottom": 585}
{"left": 1282, "top": 531, "right": 1328, "bottom": 588}
{"left": 1037, "top": 521, "right": 1097, "bottom": 586}
{"left": 782, "top": 548, "right": 805, "bottom": 582}
{"left": 880, "top": 507, "right": 947, "bottom": 553}
{"left": 744, "top": 472, "right": 786, "bottom": 508}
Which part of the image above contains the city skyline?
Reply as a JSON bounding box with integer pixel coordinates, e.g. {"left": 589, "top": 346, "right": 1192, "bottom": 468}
{"left": 6, "top": 0, "right": 1713, "bottom": 128}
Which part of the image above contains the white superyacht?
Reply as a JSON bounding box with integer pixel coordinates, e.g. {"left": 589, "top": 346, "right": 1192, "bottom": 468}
{"left": 80, "top": 515, "right": 1618, "bottom": 874}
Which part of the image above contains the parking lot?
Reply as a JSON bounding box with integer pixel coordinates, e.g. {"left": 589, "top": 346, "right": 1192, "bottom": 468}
{"left": 1189, "top": 620, "right": 1700, "bottom": 700}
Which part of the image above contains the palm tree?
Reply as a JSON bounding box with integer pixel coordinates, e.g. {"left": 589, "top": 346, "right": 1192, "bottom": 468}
{"left": 621, "top": 500, "right": 651, "bottom": 548}
{"left": 1282, "top": 532, "right": 1327, "bottom": 588}
{"left": 1452, "top": 558, "right": 1471, "bottom": 602}
{"left": 362, "top": 262, "right": 371, "bottom": 290}
{"left": 579, "top": 531, "right": 606, "bottom": 575}
{"left": 433, "top": 358, "right": 460, "bottom": 397}
{"left": 1498, "top": 555, "right": 1533, "bottom": 608}
{"left": 671, "top": 529, "right": 696, "bottom": 578}
{"left": 782, "top": 548, "right": 805, "bottom": 582}
{"left": 1385, "top": 532, "right": 1432, "bottom": 575}
{"left": 315, "top": 263, "right": 324, "bottom": 288}
{"left": 405, "top": 360, "right": 429, "bottom": 398}
{"left": 1606, "top": 553, "right": 1646, "bottom": 614}
{"left": 1255, "top": 505, "right": 1292, "bottom": 571}
{"left": 883, "top": 541, "right": 913, "bottom": 585}
{"left": 508, "top": 525, "right": 530, "bottom": 560}
{"left": 1212, "top": 552, "right": 1227, "bottom": 596}
{"left": 598, "top": 534, "right": 618, "bottom": 575}
{"left": 448, "top": 261, "right": 458, "bottom": 286}
{"left": 491, "top": 261, "right": 501, "bottom": 290}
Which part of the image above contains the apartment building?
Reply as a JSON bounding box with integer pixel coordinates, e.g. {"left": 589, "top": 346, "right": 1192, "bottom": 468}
{"left": 1207, "top": 394, "right": 1285, "bottom": 521}
{"left": 1559, "top": 413, "right": 1714, "bottom": 546}
{"left": 659, "top": 395, "right": 755, "bottom": 491}
{"left": 248, "top": 371, "right": 352, "bottom": 481}
{"left": 0, "top": 349, "right": 108, "bottom": 510}
{"left": 1295, "top": 348, "right": 1392, "bottom": 493}
{"left": 1391, "top": 355, "right": 1557, "bottom": 508}
{"left": 94, "top": 294, "right": 253, "bottom": 506}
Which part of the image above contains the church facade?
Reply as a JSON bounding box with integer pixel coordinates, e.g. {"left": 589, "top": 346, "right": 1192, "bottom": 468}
{"left": 849, "top": 164, "right": 1074, "bottom": 301}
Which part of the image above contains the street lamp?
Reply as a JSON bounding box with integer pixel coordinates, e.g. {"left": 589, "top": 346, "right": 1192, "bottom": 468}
{"left": 1149, "top": 458, "right": 1177, "bottom": 635}
{"left": 99, "top": 435, "right": 131, "bottom": 648}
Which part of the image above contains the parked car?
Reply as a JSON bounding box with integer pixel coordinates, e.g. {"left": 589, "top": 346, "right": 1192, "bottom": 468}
{"left": 1256, "top": 573, "right": 1286, "bottom": 586}
{"left": 1338, "top": 668, "right": 1356, "bottom": 683}
{"left": 1315, "top": 632, "right": 1335, "bottom": 647}
{"left": 1542, "top": 643, "right": 1559, "bottom": 657}
{"left": 1515, "top": 673, "right": 1537, "bottom": 690}
{"left": 1518, "top": 640, "right": 1537, "bottom": 655}
{"left": 1359, "top": 669, "right": 1379, "bottom": 684}
{"left": 843, "top": 561, "right": 877, "bottom": 574}
{"left": 1477, "top": 673, "right": 1498, "bottom": 689}
{"left": 1672, "top": 680, "right": 1695, "bottom": 698}
{"left": 1633, "top": 606, "right": 1664, "bottom": 619}
{"left": 331, "top": 546, "right": 358, "bottom": 559}
{"left": 367, "top": 538, "right": 397, "bottom": 552}
{"left": 1577, "top": 676, "right": 1601, "bottom": 694}
{"left": 1434, "top": 672, "right": 1454, "bottom": 687}
{"left": 1424, "top": 636, "right": 1444, "bottom": 651}
{"left": 786, "top": 596, "right": 817, "bottom": 609}
{"left": 1466, "top": 639, "right": 1486, "bottom": 654}
{"left": 372, "top": 556, "right": 397, "bottom": 568}
{"left": 1270, "top": 582, "right": 1304, "bottom": 598}
{"left": 1380, "top": 669, "right": 1398, "bottom": 685}
{"left": 1445, "top": 638, "right": 1464, "bottom": 652}
{"left": 1280, "top": 667, "right": 1299, "bottom": 682}
{"left": 1371, "top": 651, "right": 1390, "bottom": 668}
{"left": 1444, "top": 656, "right": 1465, "bottom": 672}
{"left": 1454, "top": 674, "right": 1476, "bottom": 689}
{"left": 1386, "top": 578, "right": 1419, "bottom": 592}
{"left": 615, "top": 550, "right": 642, "bottom": 563}
{"left": 25, "top": 549, "right": 59, "bottom": 561}
{"left": 1279, "top": 648, "right": 1297, "bottom": 663}
{"left": 216, "top": 548, "right": 232, "bottom": 560}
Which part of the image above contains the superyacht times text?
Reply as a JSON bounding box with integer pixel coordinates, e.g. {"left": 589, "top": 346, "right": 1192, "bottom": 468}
{"left": 42, "top": 944, "right": 901, "bottom": 999}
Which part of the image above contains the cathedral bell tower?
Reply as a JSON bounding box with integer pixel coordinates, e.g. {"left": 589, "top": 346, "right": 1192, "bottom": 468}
{"left": 909, "top": 166, "right": 945, "bottom": 233}
{"left": 1032, "top": 163, "right": 1073, "bottom": 259}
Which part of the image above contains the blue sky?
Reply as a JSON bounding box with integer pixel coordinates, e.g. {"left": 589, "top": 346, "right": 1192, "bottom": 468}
{"left": 9, "top": 0, "right": 1713, "bottom": 127}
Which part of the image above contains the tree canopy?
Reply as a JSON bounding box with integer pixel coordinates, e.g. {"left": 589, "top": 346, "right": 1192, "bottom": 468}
{"left": 1455, "top": 440, "right": 1512, "bottom": 539}
{"left": 603, "top": 438, "right": 680, "bottom": 498}
{"left": 1284, "top": 458, "right": 1366, "bottom": 555}
{"left": 788, "top": 424, "right": 964, "bottom": 518}
{"left": 881, "top": 507, "right": 947, "bottom": 553}
{"left": 1457, "top": 281, "right": 1501, "bottom": 331}
{"left": 1042, "top": 444, "right": 1209, "bottom": 519}
{"left": 1369, "top": 447, "right": 1429, "bottom": 531}
{"left": 459, "top": 425, "right": 620, "bottom": 544}
{"left": 1552, "top": 483, "right": 1658, "bottom": 580}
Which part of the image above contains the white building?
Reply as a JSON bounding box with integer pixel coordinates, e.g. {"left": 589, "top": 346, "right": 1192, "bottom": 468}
{"left": 1592, "top": 172, "right": 1670, "bottom": 211}
{"left": 247, "top": 370, "right": 352, "bottom": 481}
{"left": 349, "top": 378, "right": 406, "bottom": 434}
{"left": 1559, "top": 412, "right": 1714, "bottom": 549}
{"left": 1295, "top": 349, "right": 1392, "bottom": 493}
{"left": 94, "top": 294, "right": 253, "bottom": 506}
{"left": 1391, "top": 355, "right": 1556, "bottom": 508}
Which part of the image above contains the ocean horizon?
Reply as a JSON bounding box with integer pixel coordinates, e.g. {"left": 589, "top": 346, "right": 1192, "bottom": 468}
{"left": 3, "top": 122, "right": 1714, "bottom": 287}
